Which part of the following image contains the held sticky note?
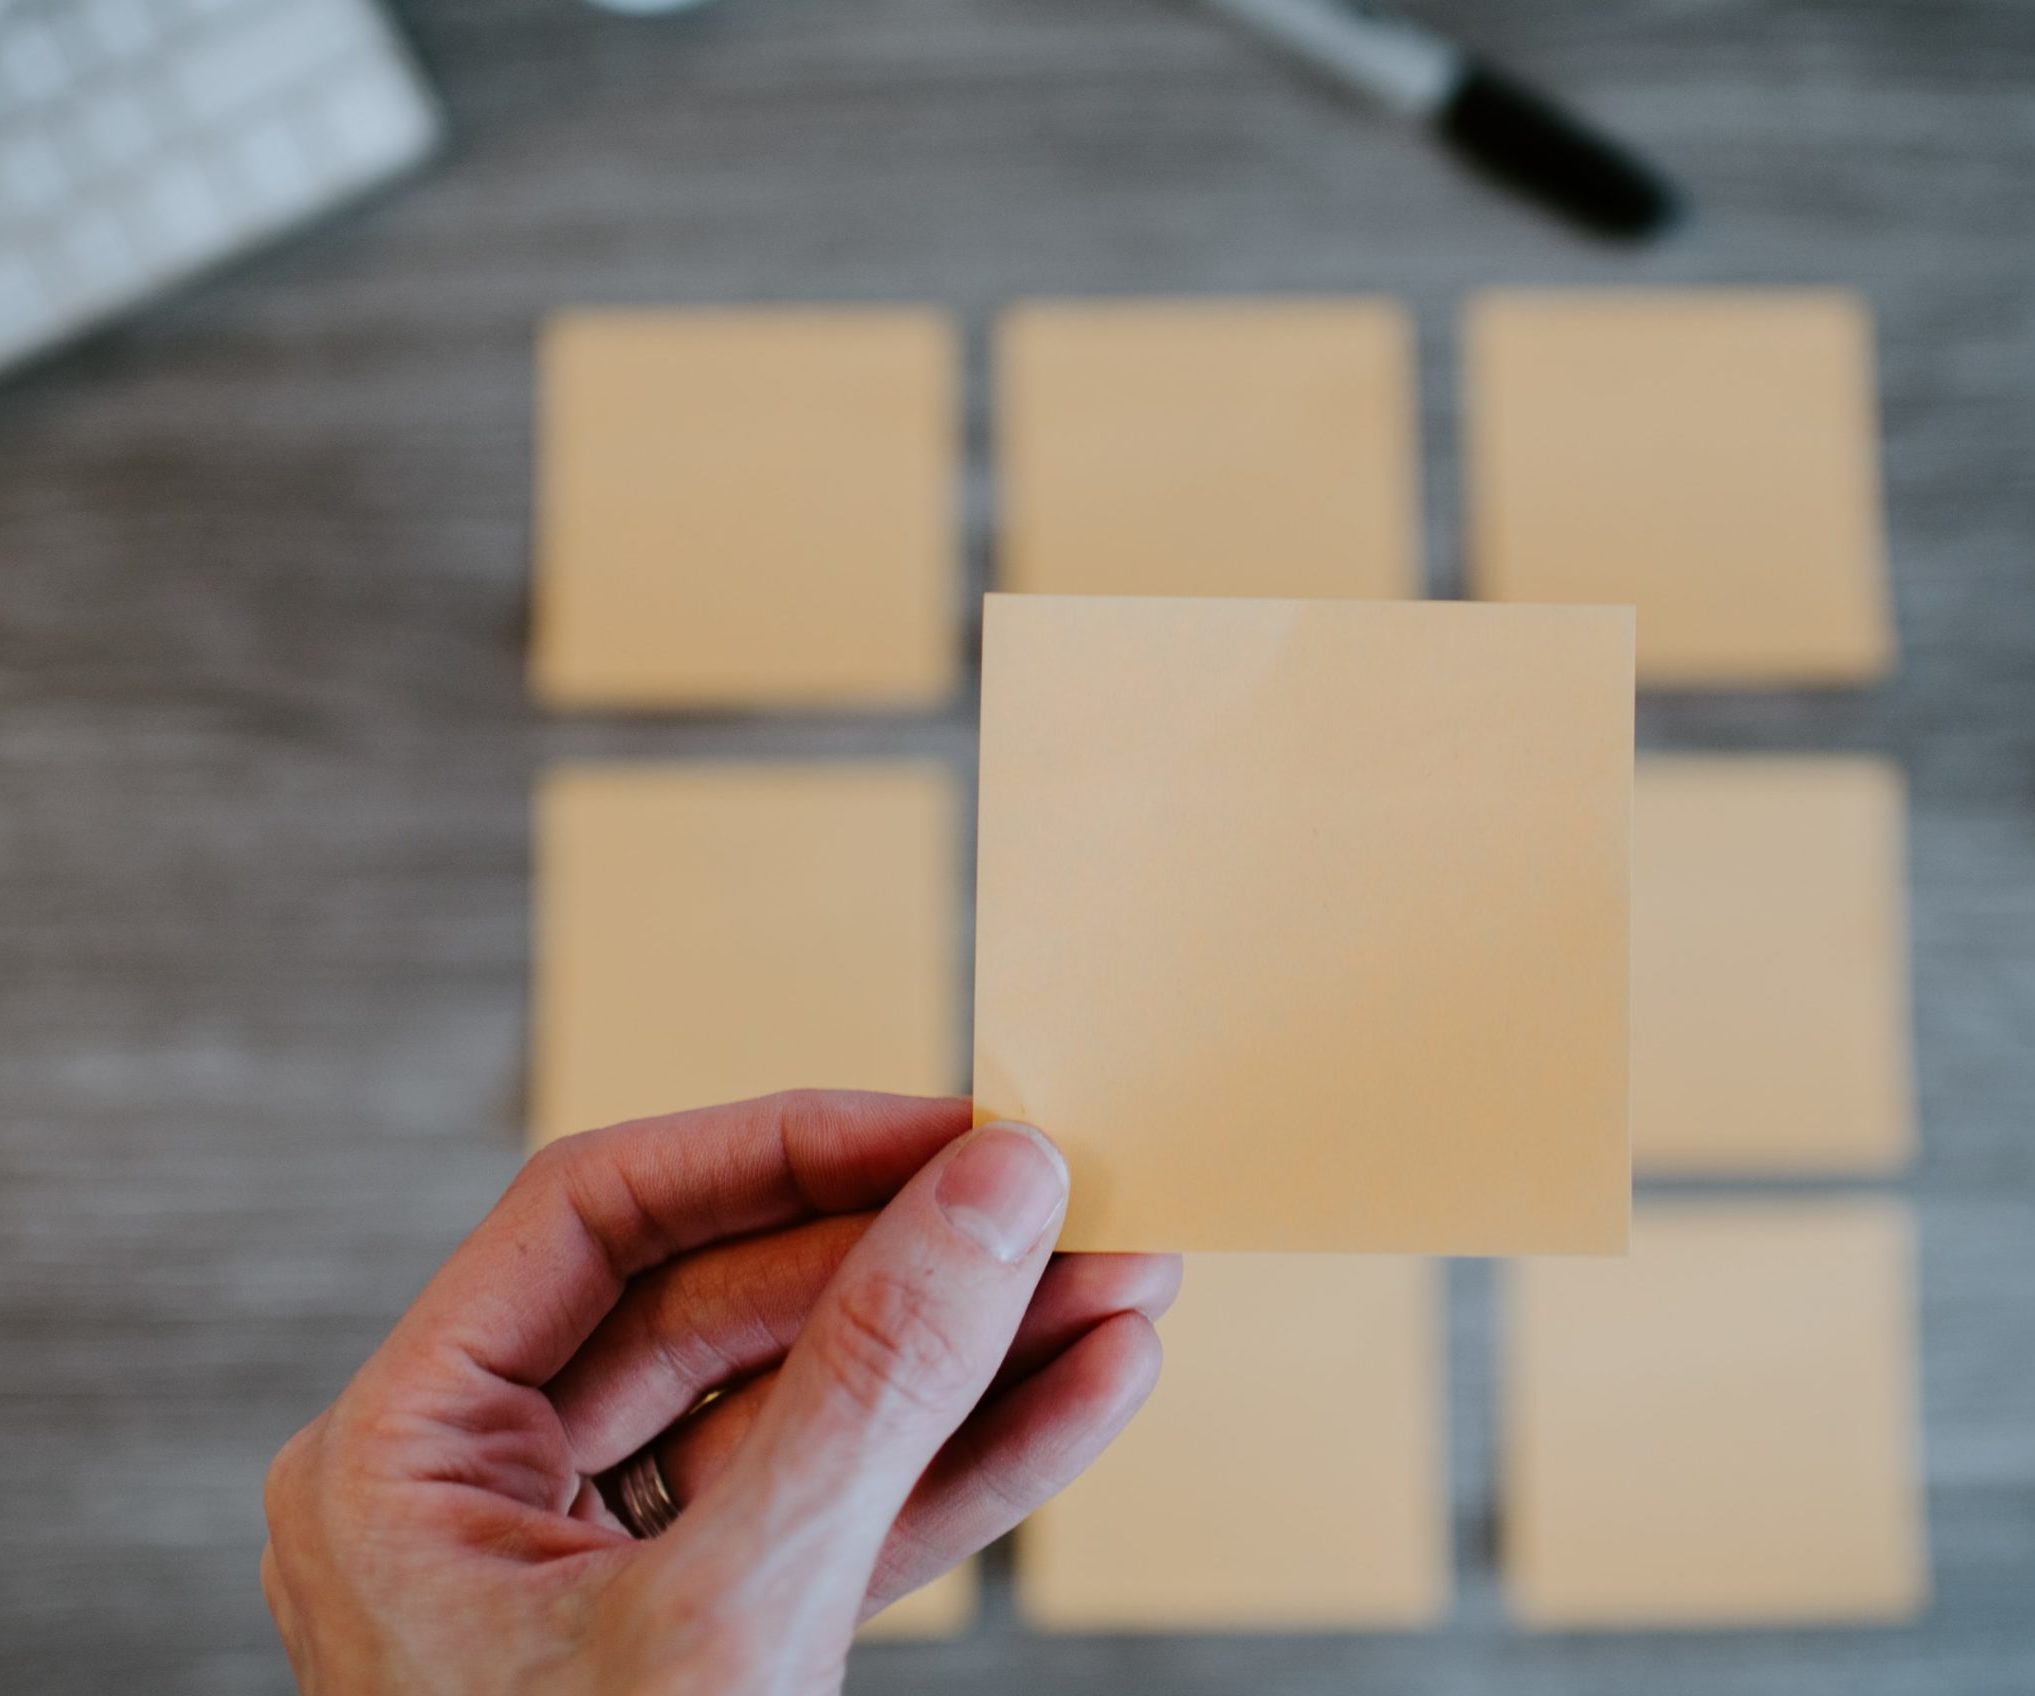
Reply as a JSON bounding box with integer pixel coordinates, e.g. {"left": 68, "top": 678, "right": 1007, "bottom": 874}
{"left": 1019, "top": 1255, "right": 1449, "bottom": 1632}
{"left": 1505, "top": 1200, "right": 1930, "bottom": 1628}
{"left": 997, "top": 297, "right": 1421, "bottom": 600}
{"left": 1466, "top": 289, "right": 1894, "bottom": 685}
{"left": 529, "top": 762, "right": 960, "bottom": 1147}
{"left": 532, "top": 308, "right": 959, "bottom": 709}
{"left": 973, "top": 593, "right": 1633, "bottom": 1254}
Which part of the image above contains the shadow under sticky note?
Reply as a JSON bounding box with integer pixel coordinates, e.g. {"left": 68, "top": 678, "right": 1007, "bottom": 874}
{"left": 1634, "top": 756, "right": 1914, "bottom": 1174}
{"left": 1466, "top": 289, "right": 1894, "bottom": 686}
{"left": 856, "top": 1561, "right": 977, "bottom": 1643}
{"left": 532, "top": 307, "right": 960, "bottom": 709}
{"left": 972, "top": 594, "right": 1633, "bottom": 1254}
{"left": 1019, "top": 1255, "right": 1449, "bottom": 1632}
{"left": 996, "top": 297, "right": 1421, "bottom": 600}
{"left": 1505, "top": 1201, "right": 1930, "bottom": 1629}
{"left": 529, "top": 762, "right": 959, "bottom": 1147}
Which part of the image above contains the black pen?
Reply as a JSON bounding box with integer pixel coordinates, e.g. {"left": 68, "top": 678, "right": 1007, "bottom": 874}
{"left": 1198, "top": 0, "right": 1684, "bottom": 239}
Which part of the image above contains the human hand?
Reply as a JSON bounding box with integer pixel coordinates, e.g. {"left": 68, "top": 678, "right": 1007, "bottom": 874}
{"left": 261, "top": 1092, "right": 1176, "bottom": 1696}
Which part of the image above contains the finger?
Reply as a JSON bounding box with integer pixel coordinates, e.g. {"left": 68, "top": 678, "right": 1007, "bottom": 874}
{"left": 865, "top": 1309, "right": 1163, "bottom": 1616}
{"left": 661, "top": 1122, "right": 1068, "bottom": 1640}
{"left": 549, "top": 1214, "right": 874, "bottom": 1474}
{"left": 375, "top": 1091, "right": 970, "bottom": 1396}
{"left": 645, "top": 1251, "right": 1181, "bottom": 1505}
{"left": 985, "top": 1253, "right": 1181, "bottom": 1397}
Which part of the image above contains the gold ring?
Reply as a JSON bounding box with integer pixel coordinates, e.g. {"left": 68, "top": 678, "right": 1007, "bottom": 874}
{"left": 608, "top": 1445, "right": 681, "bottom": 1540}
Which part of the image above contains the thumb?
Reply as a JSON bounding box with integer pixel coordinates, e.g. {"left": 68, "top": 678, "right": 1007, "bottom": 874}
{"left": 660, "top": 1121, "right": 1067, "bottom": 1649}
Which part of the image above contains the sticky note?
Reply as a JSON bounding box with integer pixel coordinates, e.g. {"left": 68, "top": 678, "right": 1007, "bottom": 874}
{"left": 997, "top": 298, "right": 1420, "bottom": 599}
{"left": 1466, "top": 289, "right": 1895, "bottom": 685}
{"left": 857, "top": 1562, "right": 977, "bottom": 1643}
{"left": 532, "top": 308, "right": 959, "bottom": 709}
{"left": 1634, "top": 756, "right": 1913, "bottom": 1173}
{"left": 1020, "top": 1255, "right": 1449, "bottom": 1632}
{"left": 530, "top": 763, "right": 958, "bottom": 1147}
{"left": 1506, "top": 1201, "right": 1930, "bottom": 1628}
{"left": 973, "top": 594, "right": 1633, "bottom": 1254}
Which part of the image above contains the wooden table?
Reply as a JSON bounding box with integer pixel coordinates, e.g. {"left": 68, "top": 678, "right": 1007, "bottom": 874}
{"left": 3, "top": 2, "right": 2031, "bottom": 1689}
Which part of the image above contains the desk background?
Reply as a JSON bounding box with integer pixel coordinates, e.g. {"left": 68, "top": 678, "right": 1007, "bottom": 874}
{"left": 2, "top": 2, "right": 2031, "bottom": 1689}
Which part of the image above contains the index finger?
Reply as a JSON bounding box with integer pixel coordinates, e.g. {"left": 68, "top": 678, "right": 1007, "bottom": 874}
{"left": 377, "top": 1090, "right": 972, "bottom": 1395}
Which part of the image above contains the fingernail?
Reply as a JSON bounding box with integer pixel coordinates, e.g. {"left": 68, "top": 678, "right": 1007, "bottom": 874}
{"left": 935, "top": 1122, "right": 1068, "bottom": 1264}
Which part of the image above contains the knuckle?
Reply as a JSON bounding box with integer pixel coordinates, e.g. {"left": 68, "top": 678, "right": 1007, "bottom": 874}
{"left": 262, "top": 1421, "right": 319, "bottom": 1532}
{"left": 516, "top": 1136, "right": 579, "bottom": 1196}
{"left": 258, "top": 1541, "right": 287, "bottom": 1615}
{"left": 767, "top": 1088, "right": 834, "bottom": 1158}
{"left": 816, "top": 1268, "right": 971, "bottom": 1425}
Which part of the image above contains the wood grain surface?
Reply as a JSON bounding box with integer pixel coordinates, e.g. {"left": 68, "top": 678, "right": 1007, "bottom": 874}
{"left": 2, "top": 2, "right": 2031, "bottom": 1691}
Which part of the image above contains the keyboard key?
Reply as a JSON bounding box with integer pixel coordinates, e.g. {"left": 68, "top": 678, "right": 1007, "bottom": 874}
{"left": 86, "top": 0, "right": 157, "bottom": 59}
{"left": 0, "top": 132, "right": 67, "bottom": 216}
{"left": 171, "top": 0, "right": 365, "bottom": 127}
{"left": 1, "top": 21, "right": 69, "bottom": 104}
{"left": 140, "top": 157, "right": 229, "bottom": 260}
{"left": 316, "top": 59, "right": 434, "bottom": 177}
{"left": 73, "top": 87, "right": 157, "bottom": 174}
{"left": 231, "top": 113, "right": 315, "bottom": 210}
{"left": 0, "top": 258, "right": 47, "bottom": 346}
{"left": 59, "top": 207, "right": 142, "bottom": 302}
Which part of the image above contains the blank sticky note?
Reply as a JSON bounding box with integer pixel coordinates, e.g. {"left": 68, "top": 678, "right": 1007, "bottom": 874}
{"left": 530, "top": 763, "right": 958, "bottom": 1147}
{"left": 857, "top": 1562, "right": 977, "bottom": 1643}
{"left": 1467, "top": 290, "right": 1894, "bottom": 685}
{"left": 997, "top": 298, "right": 1420, "bottom": 599}
{"left": 974, "top": 594, "right": 1632, "bottom": 1254}
{"left": 1506, "top": 1201, "right": 1929, "bottom": 1629}
{"left": 1020, "top": 1255, "right": 1448, "bottom": 1632}
{"left": 532, "top": 308, "right": 959, "bottom": 709}
{"left": 1634, "top": 757, "right": 1913, "bottom": 1173}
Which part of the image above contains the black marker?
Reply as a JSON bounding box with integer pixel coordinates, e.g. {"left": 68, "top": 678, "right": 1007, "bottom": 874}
{"left": 1199, "top": 0, "right": 1683, "bottom": 240}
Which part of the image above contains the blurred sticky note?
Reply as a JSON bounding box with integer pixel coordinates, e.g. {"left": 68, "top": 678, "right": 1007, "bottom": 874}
{"left": 857, "top": 1562, "right": 977, "bottom": 1643}
{"left": 530, "top": 763, "right": 958, "bottom": 1146}
{"left": 532, "top": 308, "right": 959, "bottom": 709}
{"left": 1467, "top": 289, "right": 1895, "bottom": 685}
{"left": 973, "top": 594, "right": 1633, "bottom": 1254}
{"left": 997, "top": 298, "right": 1420, "bottom": 598}
{"left": 1634, "top": 756, "right": 1913, "bottom": 1173}
{"left": 1020, "top": 1255, "right": 1449, "bottom": 1632}
{"left": 1506, "top": 1201, "right": 1930, "bottom": 1628}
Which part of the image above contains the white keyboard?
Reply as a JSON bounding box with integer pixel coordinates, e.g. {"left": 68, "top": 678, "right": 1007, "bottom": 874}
{"left": 0, "top": 0, "right": 441, "bottom": 377}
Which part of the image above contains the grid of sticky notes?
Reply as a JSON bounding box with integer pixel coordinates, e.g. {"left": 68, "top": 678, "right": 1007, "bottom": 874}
{"left": 528, "top": 763, "right": 960, "bottom": 1149}
{"left": 1466, "top": 289, "right": 1895, "bottom": 686}
{"left": 997, "top": 298, "right": 1421, "bottom": 600}
{"left": 1632, "top": 756, "right": 1913, "bottom": 1173}
{"left": 1506, "top": 1202, "right": 1929, "bottom": 1628}
{"left": 532, "top": 308, "right": 960, "bottom": 709}
{"left": 1020, "top": 1256, "right": 1449, "bottom": 1632}
{"left": 523, "top": 292, "right": 1925, "bottom": 1643}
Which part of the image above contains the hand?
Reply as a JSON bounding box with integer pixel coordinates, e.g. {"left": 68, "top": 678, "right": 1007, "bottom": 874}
{"left": 261, "top": 1091, "right": 1177, "bottom": 1696}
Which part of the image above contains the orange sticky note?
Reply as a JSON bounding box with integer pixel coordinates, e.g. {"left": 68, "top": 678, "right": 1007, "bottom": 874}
{"left": 856, "top": 1562, "right": 977, "bottom": 1643}
{"left": 532, "top": 308, "right": 959, "bottom": 709}
{"left": 1634, "top": 756, "right": 1913, "bottom": 1173}
{"left": 973, "top": 594, "right": 1633, "bottom": 1254}
{"left": 1019, "top": 1255, "right": 1449, "bottom": 1632}
{"left": 1467, "top": 289, "right": 1895, "bottom": 685}
{"left": 997, "top": 298, "right": 1421, "bottom": 599}
{"left": 1506, "top": 1201, "right": 1930, "bottom": 1629}
{"left": 529, "top": 763, "right": 959, "bottom": 1146}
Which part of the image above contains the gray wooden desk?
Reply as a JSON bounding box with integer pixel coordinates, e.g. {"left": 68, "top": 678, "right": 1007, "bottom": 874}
{"left": 3, "top": 1, "right": 2031, "bottom": 1690}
